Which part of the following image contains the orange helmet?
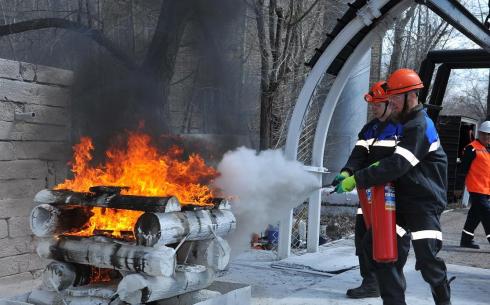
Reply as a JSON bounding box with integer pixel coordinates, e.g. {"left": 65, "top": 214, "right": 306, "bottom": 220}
{"left": 364, "top": 81, "right": 388, "bottom": 103}
{"left": 386, "top": 68, "right": 424, "bottom": 95}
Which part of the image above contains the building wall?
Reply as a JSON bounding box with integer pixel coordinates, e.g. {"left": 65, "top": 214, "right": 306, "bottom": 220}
{"left": 0, "top": 58, "right": 72, "bottom": 282}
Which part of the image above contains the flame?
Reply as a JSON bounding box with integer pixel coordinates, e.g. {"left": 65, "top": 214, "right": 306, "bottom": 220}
{"left": 55, "top": 131, "right": 219, "bottom": 238}
{"left": 90, "top": 267, "right": 120, "bottom": 283}
{"left": 65, "top": 207, "right": 143, "bottom": 239}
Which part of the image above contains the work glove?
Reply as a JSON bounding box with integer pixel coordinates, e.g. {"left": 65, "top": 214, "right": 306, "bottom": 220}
{"left": 335, "top": 175, "right": 356, "bottom": 193}
{"left": 331, "top": 171, "right": 350, "bottom": 187}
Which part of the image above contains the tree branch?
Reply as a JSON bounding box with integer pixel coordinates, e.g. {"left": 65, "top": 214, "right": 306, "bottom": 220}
{"left": 0, "top": 17, "right": 137, "bottom": 70}
{"left": 288, "top": 0, "right": 320, "bottom": 26}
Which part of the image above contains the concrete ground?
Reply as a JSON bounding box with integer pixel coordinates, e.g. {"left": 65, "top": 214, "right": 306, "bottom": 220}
{"left": 1, "top": 208, "right": 489, "bottom": 304}
{"left": 220, "top": 208, "right": 490, "bottom": 305}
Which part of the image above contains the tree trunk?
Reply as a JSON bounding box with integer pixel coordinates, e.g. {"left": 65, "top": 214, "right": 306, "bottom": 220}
{"left": 141, "top": 0, "right": 195, "bottom": 127}
{"left": 388, "top": 5, "right": 416, "bottom": 73}
{"left": 259, "top": 91, "right": 274, "bottom": 150}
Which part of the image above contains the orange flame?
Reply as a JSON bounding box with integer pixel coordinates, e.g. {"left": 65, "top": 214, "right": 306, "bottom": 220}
{"left": 55, "top": 131, "right": 219, "bottom": 238}
{"left": 65, "top": 207, "right": 143, "bottom": 239}
{"left": 90, "top": 267, "right": 120, "bottom": 283}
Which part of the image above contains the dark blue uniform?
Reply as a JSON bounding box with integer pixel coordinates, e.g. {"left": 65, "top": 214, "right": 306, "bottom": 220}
{"left": 342, "top": 118, "right": 402, "bottom": 292}
{"left": 355, "top": 105, "right": 450, "bottom": 305}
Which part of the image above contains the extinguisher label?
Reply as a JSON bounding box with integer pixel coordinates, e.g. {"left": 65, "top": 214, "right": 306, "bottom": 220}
{"left": 366, "top": 188, "right": 372, "bottom": 204}
{"left": 384, "top": 184, "right": 396, "bottom": 211}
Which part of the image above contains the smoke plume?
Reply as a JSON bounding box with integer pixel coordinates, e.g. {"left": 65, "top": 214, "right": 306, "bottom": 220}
{"left": 213, "top": 147, "right": 319, "bottom": 255}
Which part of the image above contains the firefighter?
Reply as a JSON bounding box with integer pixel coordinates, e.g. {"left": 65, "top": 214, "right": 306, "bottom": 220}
{"left": 458, "top": 120, "right": 490, "bottom": 249}
{"left": 331, "top": 81, "right": 402, "bottom": 299}
{"left": 336, "top": 68, "right": 452, "bottom": 305}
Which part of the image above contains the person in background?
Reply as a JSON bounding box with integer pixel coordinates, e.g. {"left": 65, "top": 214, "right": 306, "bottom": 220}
{"left": 331, "top": 81, "right": 402, "bottom": 299}
{"left": 457, "top": 120, "right": 490, "bottom": 249}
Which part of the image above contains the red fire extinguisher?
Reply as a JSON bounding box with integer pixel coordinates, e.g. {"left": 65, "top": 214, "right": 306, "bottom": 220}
{"left": 371, "top": 182, "right": 397, "bottom": 263}
{"left": 357, "top": 187, "right": 372, "bottom": 229}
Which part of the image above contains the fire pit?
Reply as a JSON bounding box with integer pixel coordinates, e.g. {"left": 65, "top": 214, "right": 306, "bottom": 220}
{"left": 24, "top": 132, "right": 238, "bottom": 305}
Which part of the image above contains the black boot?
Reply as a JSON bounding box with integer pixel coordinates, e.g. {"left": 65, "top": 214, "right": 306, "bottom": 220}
{"left": 460, "top": 231, "right": 480, "bottom": 249}
{"left": 346, "top": 277, "right": 380, "bottom": 299}
{"left": 431, "top": 276, "right": 455, "bottom": 305}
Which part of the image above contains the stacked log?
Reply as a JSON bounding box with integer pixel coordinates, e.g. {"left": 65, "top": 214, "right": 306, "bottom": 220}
{"left": 28, "top": 187, "right": 236, "bottom": 305}
{"left": 134, "top": 209, "right": 236, "bottom": 246}
{"left": 41, "top": 261, "right": 91, "bottom": 291}
{"left": 30, "top": 204, "right": 92, "bottom": 237}
{"left": 37, "top": 237, "right": 176, "bottom": 277}
{"left": 117, "top": 265, "right": 216, "bottom": 304}
{"left": 176, "top": 237, "right": 231, "bottom": 271}
{"left": 33, "top": 189, "right": 182, "bottom": 213}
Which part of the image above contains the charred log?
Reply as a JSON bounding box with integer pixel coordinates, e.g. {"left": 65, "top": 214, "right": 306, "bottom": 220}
{"left": 117, "top": 265, "right": 215, "bottom": 304}
{"left": 28, "top": 287, "right": 124, "bottom": 305}
{"left": 65, "top": 283, "right": 118, "bottom": 299}
{"left": 182, "top": 198, "right": 231, "bottom": 211}
{"left": 37, "top": 237, "right": 176, "bottom": 277}
{"left": 30, "top": 204, "right": 92, "bottom": 238}
{"left": 134, "top": 209, "right": 236, "bottom": 247}
{"left": 33, "top": 189, "right": 181, "bottom": 213}
{"left": 176, "top": 237, "right": 231, "bottom": 271}
{"left": 41, "top": 261, "right": 91, "bottom": 291}
{"left": 28, "top": 290, "right": 56, "bottom": 305}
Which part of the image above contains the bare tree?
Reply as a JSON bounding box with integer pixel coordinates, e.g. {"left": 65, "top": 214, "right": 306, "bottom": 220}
{"left": 388, "top": 4, "right": 416, "bottom": 74}
{"left": 0, "top": 0, "right": 228, "bottom": 135}
{"left": 249, "top": 0, "right": 331, "bottom": 149}
{"left": 443, "top": 71, "right": 489, "bottom": 120}
{"left": 382, "top": 4, "right": 456, "bottom": 76}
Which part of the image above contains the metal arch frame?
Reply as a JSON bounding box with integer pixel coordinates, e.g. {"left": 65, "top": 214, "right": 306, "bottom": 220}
{"left": 279, "top": 0, "right": 490, "bottom": 259}
{"left": 283, "top": 0, "right": 386, "bottom": 161}
{"left": 417, "top": 0, "right": 490, "bottom": 52}
{"left": 426, "top": 63, "right": 490, "bottom": 120}
{"left": 280, "top": 0, "right": 399, "bottom": 259}
{"left": 306, "top": 1, "right": 413, "bottom": 254}
{"left": 418, "top": 49, "right": 490, "bottom": 120}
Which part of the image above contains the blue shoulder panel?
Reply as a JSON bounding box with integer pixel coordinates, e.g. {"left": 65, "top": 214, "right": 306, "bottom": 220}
{"left": 362, "top": 119, "right": 402, "bottom": 141}
{"left": 423, "top": 111, "right": 439, "bottom": 144}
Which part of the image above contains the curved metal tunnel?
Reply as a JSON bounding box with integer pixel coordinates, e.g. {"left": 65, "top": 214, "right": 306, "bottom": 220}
{"left": 279, "top": 0, "right": 490, "bottom": 258}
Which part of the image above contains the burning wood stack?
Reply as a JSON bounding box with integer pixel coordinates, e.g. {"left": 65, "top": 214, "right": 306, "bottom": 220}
{"left": 28, "top": 186, "right": 236, "bottom": 305}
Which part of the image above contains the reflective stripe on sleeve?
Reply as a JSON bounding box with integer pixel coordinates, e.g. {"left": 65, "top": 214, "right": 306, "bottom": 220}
{"left": 429, "top": 140, "right": 440, "bottom": 152}
{"left": 372, "top": 139, "right": 398, "bottom": 147}
{"left": 411, "top": 230, "right": 442, "bottom": 240}
{"left": 395, "top": 146, "right": 420, "bottom": 166}
{"left": 356, "top": 140, "right": 369, "bottom": 149}
{"left": 357, "top": 208, "right": 363, "bottom": 215}
{"left": 396, "top": 225, "right": 407, "bottom": 237}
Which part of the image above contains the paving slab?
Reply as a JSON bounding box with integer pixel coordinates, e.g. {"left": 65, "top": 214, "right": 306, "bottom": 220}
{"left": 220, "top": 209, "right": 490, "bottom": 305}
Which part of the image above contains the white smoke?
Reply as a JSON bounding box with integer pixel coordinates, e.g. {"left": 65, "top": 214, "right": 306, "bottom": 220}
{"left": 213, "top": 147, "right": 319, "bottom": 255}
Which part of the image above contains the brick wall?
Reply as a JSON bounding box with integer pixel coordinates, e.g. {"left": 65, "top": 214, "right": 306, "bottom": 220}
{"left": 0, "top": 58, "right": 72, "bottom": 283}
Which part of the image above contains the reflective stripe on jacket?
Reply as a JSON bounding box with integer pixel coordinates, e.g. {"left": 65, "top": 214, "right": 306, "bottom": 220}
{"left": 342, "top": 118, "right": 402, "bottom": 174}
{"left": 354, "top": 105, "right": 448, "bottom": 213}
